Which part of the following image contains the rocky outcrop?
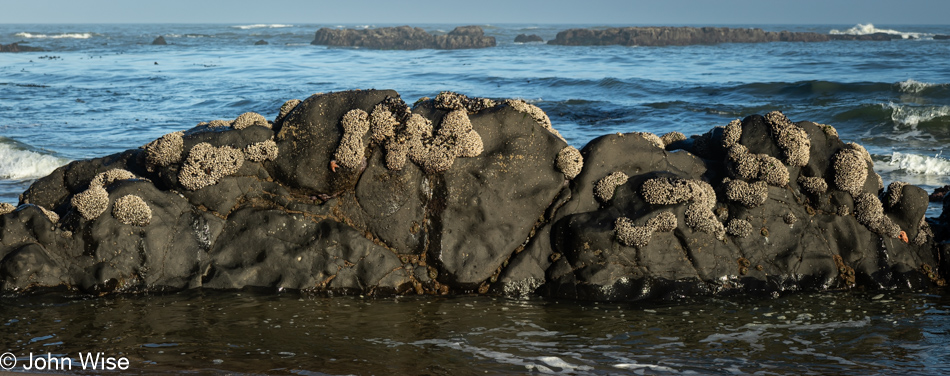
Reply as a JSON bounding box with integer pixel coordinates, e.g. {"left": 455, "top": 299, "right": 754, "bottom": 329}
{"left": 932, "top": 185, "right": 950, "bottom": 202}
{"left": 310, "top": 26, "right": 496, "bottom": 50}
{"left": 547, "top": 27, "right": 901, "bottom": 46}
{"left": 1, "top": 90, "right": 946, "bottom": 301}
{"left": 254, "top": 40, "right": 269, "bottom": 45}
{"left": 151, "top": 36, "right": 167, "bottom": 45}
{"left": 514, "top": 34, "right": 543, "bottom": 43}
{"left": 933, "top": 35, "right": 950, "bottom": 40}
{"left": 0, "top": 43, "right": 43, "bottom": 52}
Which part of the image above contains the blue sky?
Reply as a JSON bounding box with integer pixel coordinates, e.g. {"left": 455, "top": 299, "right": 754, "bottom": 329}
{"left": 2, "top": 0, "right": 947, "bottom": 24}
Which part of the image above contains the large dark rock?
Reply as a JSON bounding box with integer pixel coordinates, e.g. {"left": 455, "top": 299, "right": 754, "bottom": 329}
{"left": 0, "top": 43, "right": 44, "bottom": 52}
{"left": 1, "top": 89, "right": 946, "bottom": 302}
{"left": 547, "top": 27, "right": 903, "bottom": 46}
{"left": 310, "top": 26, "right": 495, "bottom": 50}
{"left": 933, "top": 35, "right": 950, "bottom": 40}
{"left": 514, "top": 34, "right": 544, "bottom": 43}
{"left": 151, "top": 36, "right": 167, "bottom": 45}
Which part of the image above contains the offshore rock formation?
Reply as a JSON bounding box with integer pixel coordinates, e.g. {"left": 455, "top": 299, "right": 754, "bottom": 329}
{"left": 311, "top": 26, "right": 495, "bottom": 50}
{"left": 1, "top": 89, "right": 947, "bottom": 302}
{"left": 0, "top": 42, "right": 44, "bottom": 52}
{"left": 547, "top": 26, "right": 901, "bottom": 46}
{"left": 514, "top": 34, "right": 544, "bottom": 43}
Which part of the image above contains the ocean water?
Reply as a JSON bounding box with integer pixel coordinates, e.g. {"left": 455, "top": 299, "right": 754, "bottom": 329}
{"left": 1, "top": 23, "right": 950, "bottom": 374}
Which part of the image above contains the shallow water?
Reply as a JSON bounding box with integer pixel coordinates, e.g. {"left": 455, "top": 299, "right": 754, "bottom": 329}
{"left": 1, "top": 290, "right": 949, "bottom": 375}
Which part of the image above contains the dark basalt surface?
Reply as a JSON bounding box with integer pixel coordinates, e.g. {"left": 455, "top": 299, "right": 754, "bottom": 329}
{"left": 514, "top": 34, "right": 544, "bottom": 43}
{"left": 310, "top": 26, "right": 495, "bottom": 50}
{"left": 547, "top": 26, "right": 901, "bottom": 46}
{"left": 1, "top": 89, "right": 947, "bottom": 301}
{"left": 0, "top": 42, "right": 44, "bottom": 52}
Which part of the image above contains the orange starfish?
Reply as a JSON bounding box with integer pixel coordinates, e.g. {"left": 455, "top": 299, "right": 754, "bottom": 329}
{"left": 898, "top": 231, "right": 908, "bottom": 243}
{"left": 329, "top": 160, "right": 339, "bottom": 172}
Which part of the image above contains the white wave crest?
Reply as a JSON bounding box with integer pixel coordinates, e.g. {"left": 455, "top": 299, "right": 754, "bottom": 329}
{"left": 14, "top": 32, "right": 93, "bottom": 39}
{"left": 232, "top": 24, "right": 293, "bottom": 30}
{"left": 0, "top": 141, "right": 70, "bottom": 180}
{"left": 884, "top": 102, "right": 950, "bottom": 128}
{"left": 897, "top": 79, "right": 941, "bottom": 94}
{"left": 829, "top": 23, "right": 924, "bottom": 39}
{"left": 883, "top": 152, "right": 950, "bottom": 175}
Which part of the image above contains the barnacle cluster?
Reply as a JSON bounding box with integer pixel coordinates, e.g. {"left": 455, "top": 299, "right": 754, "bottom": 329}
{"left": 179, "top": 143, "right": 244, "bottom": 191}
{"left": 71, "top": 169, "right": 141, "bottom": 221}
{"left": 660, "top": 131, "right": 686, "bottom": 147}
{"left": 594, "top": 171, "right": 629, "bottom": 203}
{"left": 832, "top": 148, "right": 868, "bottom": 196}
{"left": 555, "top": 146, "right": 583, "bottom": 180}
{"left": 765, "top": 111, "right": 810, "bottom": 167}
{"left": 334, "top": 109, "right": 371, "bottom": 169}
{"left": 504, "top": 98, "right": 564, "bottom": 141}
{"left": 632, "top": 132, "right": 664, "bottom": 149}
{"left": 614, "top": 211, "right": 677, "bottom": 248}
{"left": 723, "top": 178, "right": 769, "bottom": 208}
{"left": 884, "top": 181, "right": 907, "bottom": 208}
{"left": 112, "top": 194, "right": 151, "bottom": 227}
{"left": 798, "top": 175, "right": 828, "bottom": 195}
{"left": 726, "top": 144, "right": 789, "bottom": 186}
{"left": 722, "top": 119, "right": 742, "bottom": 148}
{"left": 726, "top": 218, "right": 753, "bottom": 237}
{"left": 0, "top": 202, "right": 15, "bottom": 215}
{"left": 244, "top": 139, "right": 279, "bottom": 162}
{"left": 276, "top": 99, "right": 301, "bottom": 123}
{"left": 853, "top": 192, "right": 901, "bottom": 238}
{"left": 144, "top": 131, "right": 184, "bottom": 171}
{"left": 435, "top": 91, "right": 496, "bottom": 113}
{"left": 232, "top": 112, "right": 270, "bottom": 129}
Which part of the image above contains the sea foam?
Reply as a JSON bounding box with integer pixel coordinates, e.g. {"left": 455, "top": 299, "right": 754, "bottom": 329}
{"left": 829, "top": 23, "right": 925, "bottom": 39}
{"left": 0, "top": 140, "right": 70, "bottom": 180}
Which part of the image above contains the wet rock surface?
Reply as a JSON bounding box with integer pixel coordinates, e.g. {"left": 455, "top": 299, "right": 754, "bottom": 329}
{"left": 2, "top": 90, "right": 947, "bottom": 301}
{"left": 547, "top": 26, "right": 902, "bottom": 46}
{"left": 514, "top": 34, "right": 543, "bottom": 43}
{"left": 310, "top": 26, "right": 495, "bottom": 50}
{"left": 0, "top": 42, "right": 44, "bottom": 52}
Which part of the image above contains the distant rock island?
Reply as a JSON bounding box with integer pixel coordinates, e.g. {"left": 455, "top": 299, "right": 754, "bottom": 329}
{"left": 548, "top": 26, "right": 901, "bottom": 46}
{"left": 311, "top": 25, "right": 495, "bottom": 50}
{"left": 515, "top": 34, "right": 544, "bottom": 43}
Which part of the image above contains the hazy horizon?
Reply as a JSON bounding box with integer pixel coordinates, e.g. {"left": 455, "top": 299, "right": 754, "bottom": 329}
{"left": 2, "top": 0, "right": 948, "bottom": 25}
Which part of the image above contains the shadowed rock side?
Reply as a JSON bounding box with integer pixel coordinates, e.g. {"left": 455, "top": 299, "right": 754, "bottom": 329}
{"left": 311, "top": 26, "right": 495, "bottom": 50}
{"left": 547, "top": 26, "right": 901, "bottom": 46}
{"left": 1, "top": 89, "right": 947, "bottom": 302}
{"left": 0, "top": 43, "right": 44, "bottom": 52}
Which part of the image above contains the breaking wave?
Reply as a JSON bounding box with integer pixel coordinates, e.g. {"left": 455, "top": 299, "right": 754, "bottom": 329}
{"left": 231, "top": 24, "right": 293, "bottom": 30}
{"left": 0, "top": 138, "right": 70, "bottom": 180}
{"left": 829, "top": 23, "right": 925, "bottom": 39}
{"left": 882, "top": 152, "right": 950, "bottom": 176}
{"left": 884, "top": 102, "right": 950, "bottom": 128}
{"left": 14, "top": 32, "right": 93, "bottom": 39}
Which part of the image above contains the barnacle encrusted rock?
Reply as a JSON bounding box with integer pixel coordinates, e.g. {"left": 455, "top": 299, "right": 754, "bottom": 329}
{"left": 722, "top": 119, "right": 742, "bottom": 148}
{"left": 232, "top": 112, "right": 269, "bottom": 129}
{"left": 915, "top": 217, "right": 933, "bottom": 246}
{"left": 244, "top": 139, "right": 279, "bottom": 162}
{"left": 837, "top": 205, "right": 850, "bottom": 216}
{"left": 38, "top": 206, "right": 59, "bottom": 223}
{"left": 276, "top": 99, "right": 301, "bottom": 122}
{"left": 0, "top": 202, "right": 15, "bottom": 215}
{"left": 853, "top": 192, "right": 901, "bottom": 237}
{"left": 179, "top": 143, "right": 244, "bottom": 191}
{"left": 798, "top": 176, "right": 828, "bottom": 195}
{"left": 633, "top": 132, "right": 664, "bottom": 149}
{"left": 594, "top": 171, "right": 629, "bottom": 203}
{"left": 727, "top": 144, "right": 760, "bottom": 180}
{"left": 685, "top": 203, "right": 725, "bottom": 238}
{"left": 757, "top": 155, "right": 789, "bottom": 186}
{"left": 555, "top": 146, "right": 583, "bottom": 179}
{"left": 845, "top": 142, "right": 873, "bottom": 164}
{"left": 647, "top": 211, "right": 677, "bottom": 232}
{"left": 505, "top": 99, "right": 564, "bottom": 141}
{"left": 765, "top": 111, "right": 810, "bottom": 167}
{"left": 144, "top": 131, "right": 184, "bottom": 170}
{"left": 91, "top": 169, "right": 138, "bottom": 188}
{"left": 614, "top": 217, "right": 654, "bottom": 248}
{"left": 885, "top": 181, "right": 907, "bottom": 208}
{"left": 369, "top": 104, "right": 399, "bottom": 142}
{"left": 334, "top": 109, "right": 371, "bottom": 169}
{"left": 833, "top": 148, "right": 868, "bottom": 196}
{"left": 660, "top": 131, "right": 686, "bottom": 147}
{"left": 817, "top": 123, "right": 838, "bottom": 138}
{"left": 207, "top": 119, "right": 231, "bottom": 128}
{"left": 434, "top": 91, "right": 496, "bottom": 113}
{"left": 726, "top": 218, "right": 753, "bottom": 237}
{"left": 71, "top": 185, "right": 109, "bottom": 220}
{"left": 404, "top": 109, "right": 483, "bottom": 173}
{"left": 112, "top": 194, "right": 151, "bottom": 227}
{"left": 641, "top": 177, "right": 694, "bottom": 205}
{"left": 724, "top": 179, "right": 769, "bottom": 208}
